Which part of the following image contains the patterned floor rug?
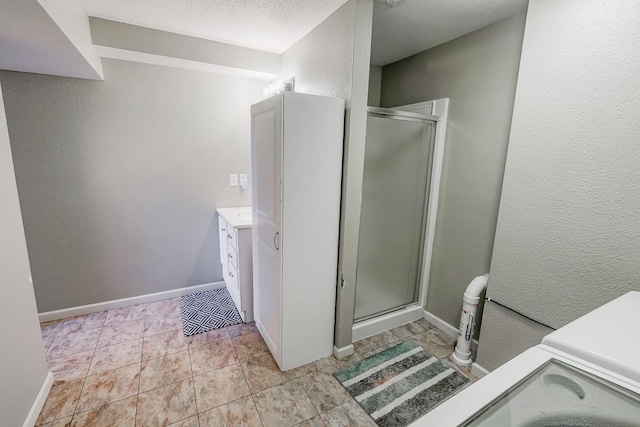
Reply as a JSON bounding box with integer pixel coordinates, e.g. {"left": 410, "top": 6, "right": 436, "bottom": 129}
{"left": 334, "top": 339, "right": 469, "bottom": 427}
{"left": 181, "top": 287, "right": 243, "bottom": 336}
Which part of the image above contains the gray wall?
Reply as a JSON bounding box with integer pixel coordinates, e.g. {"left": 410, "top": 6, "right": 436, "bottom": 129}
{"left": 281, "top": 0, "right": 357, "bottom": 101}
{"left": 1, "top": 59, "right": 265, "bottom": 312}
{"left": 0, "top": 83, "right": 49, "bottom": 426}
{"left": 478, "top": 0, "right": 640, "bottom": 370}
{"left": 380, "top": 14, "right": 526, "bottom": 330}
{"left": 367, "top": 64, "right": 381, "bottom": 107}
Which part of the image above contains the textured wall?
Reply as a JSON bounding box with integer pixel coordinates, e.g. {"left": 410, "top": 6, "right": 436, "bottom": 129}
{"left": 380, "top": 14, "right": 526, "bottom": 329}
{"left": 478, "top": 0, "right": 640, "bottom": 368}
{"left": 1, "top": 59, "right": 264, "bottom": 312}
{"left": 0, "top": 84, "right": 49, "bottom": 426}
{"left": 281, "top": 0, "right": 356, "bottom": 101}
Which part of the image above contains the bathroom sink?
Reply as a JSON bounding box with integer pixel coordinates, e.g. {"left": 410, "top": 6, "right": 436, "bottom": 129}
{"left": 216, "top": 206, "right": 252, "bottom": 228}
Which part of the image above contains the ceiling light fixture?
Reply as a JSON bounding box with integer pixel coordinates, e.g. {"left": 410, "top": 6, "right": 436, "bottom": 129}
{"left": 263, "top": 77, "right": 295, "bottom": 97}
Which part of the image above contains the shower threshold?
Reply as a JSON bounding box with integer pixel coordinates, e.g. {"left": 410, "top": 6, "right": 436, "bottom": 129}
{"left": 352, "top": 304, "right": 424, "bottom": 341}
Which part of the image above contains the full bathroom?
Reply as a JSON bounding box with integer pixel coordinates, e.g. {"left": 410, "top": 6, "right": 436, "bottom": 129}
{"left": 2, "top": 0, "right": 640, "bottom": 426}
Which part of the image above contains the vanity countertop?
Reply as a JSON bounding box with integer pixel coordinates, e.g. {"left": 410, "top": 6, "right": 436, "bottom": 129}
{"left": 217, "top": 206, "right": 252, "bottom": 229}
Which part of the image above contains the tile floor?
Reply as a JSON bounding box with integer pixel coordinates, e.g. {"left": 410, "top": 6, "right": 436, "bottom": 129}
{"left": 38, "top": 297, "right": 477, "bottom": 426}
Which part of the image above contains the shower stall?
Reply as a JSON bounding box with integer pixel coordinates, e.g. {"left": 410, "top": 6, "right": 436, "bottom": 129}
{"left": 352, "top": 104, "right": 444, "bottom": 338}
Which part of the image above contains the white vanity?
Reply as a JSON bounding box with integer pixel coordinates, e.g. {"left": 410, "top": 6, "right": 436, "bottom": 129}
{"left": 216, "top": 207, "right": 253, "bottom": 322}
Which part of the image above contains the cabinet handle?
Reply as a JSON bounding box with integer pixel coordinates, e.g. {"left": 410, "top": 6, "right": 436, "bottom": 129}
{"left": 227, "top": 234, "right": 232, "bottom": 239}
{"left": 274, "top": 232, "right": 279, "bottom": 251}
{"left": 221, "top": 228, "right": 225, "bottom": 232}
{"left": 229, "top": 271, "right": 234, "bottom": 278}
{"left": 228, "top": 254, "right": 232, "bottom": 258}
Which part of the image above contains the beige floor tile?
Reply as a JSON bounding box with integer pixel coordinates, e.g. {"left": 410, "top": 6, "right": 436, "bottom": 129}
{"left": 358, "top": 330, "right": 399, "bottom": 353}
{"left": 411, "top": 331, "right": 453, "bottom": 359}
{"left": 431, "top": 328, "right": 458, "bottom": 346}
{"left": 389, "top": 322, "right": 427, "bottom": 340}
{"left": 320, "top": 400, "right": 377, "bottom": 427}
{"left": 41, "top": 320, "right": 64, "bottom": 340}
{"left": 144, "top": 313, "right": 182, "bottom": 336}
{"left": 333, "top": 353, "right": 363, "bottom": 370}
{"left": 88, "top": 339, "right": 143, "bottom": 375}
{"left": 48, "top": 350, "right": 94, "bottom": 385}
{"left": 71, "top": 396, "right": 137, "bottom": 427}
{"left": 139, "top": 350, "right": 192, "bottom": 392}
{"left": 227, "top": 322, "right": 259, "bottom": 338}
{"left": 136, "top": 379, "right": 197, "bottom": 426}
{"left": 76, "top": 363, "right": 140, "bottom": 412}
{"left": 231, "top": 332, "right": 269, "bottom": 362}
{"left": 193, "top": 364, "right": 250, "bottom": 412}
{"left": 36, "top": 379, "right": 84, "bottom": 425}
{"left": 253, "top": 379, "right": 317, "bottom": 427}
{"left": 39, "top": 416, "right": 73, "bottom": 427}
{"left": 46, "top": 329, "right": 101, "bottom": 360}
{"left": 42, "top": 334, "right": 56, "bottom": 352}
{"left": 241, "top": 353, "right": 295, "bottom": 393}
{"left": 296, "top": 415, "right": 326, "bottom": 427}
{"left": 168, "top": 415, "right": 200, "bottom": 427}
{"left": 104, "top": 304, "right": 147, "bottom": 325}
{"left": 143, "top": 329, "right": 189, "bottom": 360}
{"left": 189, "top": 339, "right": 238, "bottom": 376}
{"left": 293, "top": 356, "right": 336, "bottom": 378}
{"left": 414, "top": 318, "right": 433, "bottom": 331}
{"left": 58, "top": 312, "right": 107, "bottom": 336}
{"left": 298, "top": 370, "right": 350, "bottom": 413}
{"left": 185, "top": 327, "right": 230, "bottom": 348}
{"left": 97, "top": 319, "right": 144, "bottom": 348}
{"left": 146, "top": 298, "right": 182, "bottom": 317}
{"left": 198, "top": 396, "right": 262, "bottom": 427}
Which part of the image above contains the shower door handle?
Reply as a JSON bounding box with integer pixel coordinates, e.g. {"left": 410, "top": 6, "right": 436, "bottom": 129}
{"left": 273, "top": 232, "right": 280, "bottom": 251}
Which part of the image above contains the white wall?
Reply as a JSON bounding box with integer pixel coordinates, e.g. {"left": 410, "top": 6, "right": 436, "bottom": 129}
{"left": 0, "top": 83, "right": 50, "bottom": 426}
{"left": 478, "top": 0, "right": 640, "bottom": 370}
{"left": 1, "top": 59, "right": 265, "bottom": 312}
{"left": 380, "top": 14, "right": 526, "bottom": 331}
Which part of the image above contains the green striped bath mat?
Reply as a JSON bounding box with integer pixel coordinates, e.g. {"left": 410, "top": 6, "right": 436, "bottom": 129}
{"left": 334, "top": 339, "right": 469, "bottom": 427}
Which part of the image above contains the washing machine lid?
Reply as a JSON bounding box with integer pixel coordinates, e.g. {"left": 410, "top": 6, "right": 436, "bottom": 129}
{"left": 541, "top": 291, "right": 640, "bottom": 384}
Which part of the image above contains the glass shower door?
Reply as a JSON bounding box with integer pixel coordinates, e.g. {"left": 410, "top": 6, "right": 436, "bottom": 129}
{"left": 354, "top": 110, "right": 435, "bottom": 322}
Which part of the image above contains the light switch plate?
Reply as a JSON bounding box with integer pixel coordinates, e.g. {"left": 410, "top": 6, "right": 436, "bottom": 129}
{"left": 229, "top": 174, "right": 238, "bottom": 187}
{"left": 239, "top": 174, "right": 248, "bottom": 189}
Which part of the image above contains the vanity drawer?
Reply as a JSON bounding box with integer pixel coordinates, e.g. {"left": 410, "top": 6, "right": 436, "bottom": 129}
{"left": 227, "top": 245, "right": 238, "bottom": 270}
{"left": 227, "top": 227, "right": 238, "bottom": 250}
{"left": 227, "top": 262, "right": 239, "bottom": 293}
{"left": 218, "top": 216, "right": 228, "bottom": 265}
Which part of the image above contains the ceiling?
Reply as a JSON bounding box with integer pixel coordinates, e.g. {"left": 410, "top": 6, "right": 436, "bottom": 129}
{"left": 0, "top": 0, "right": 103, "bottom": 79}
{"left": 371, "top": 0, "right": 529, "bottom": 66}
{"left": 79, "top": 0, "right": 350, "bottom": 53}
{"left": 80, "top": 0, "right": 527, "bottom": 63}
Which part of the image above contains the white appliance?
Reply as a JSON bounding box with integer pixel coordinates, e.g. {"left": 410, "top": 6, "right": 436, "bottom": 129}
{"left": 250, "top": 92, "right": 344, "bottom": 371}
{"left": 411, "top": 291, "right": 640, "bottom": 426}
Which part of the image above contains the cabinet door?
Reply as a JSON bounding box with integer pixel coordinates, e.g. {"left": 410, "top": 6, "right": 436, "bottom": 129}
{"left": 251, "top": 95, "right": 282, "bottom": 361}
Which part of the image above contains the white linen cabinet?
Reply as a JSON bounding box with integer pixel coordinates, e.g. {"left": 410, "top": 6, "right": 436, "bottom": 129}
{"left": 251, "top": 92, "right": 344, "bottom": 370}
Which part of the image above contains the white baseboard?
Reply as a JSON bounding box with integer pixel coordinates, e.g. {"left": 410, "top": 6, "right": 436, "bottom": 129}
{"left": 23, "top": 371, "right": 54, "bottom": 427}
{"left": 353, "top": 306, "right": 424, "bottom": 341}
{"left": 333, "top": 344, "right": 355, "bottom": 359}
{"left": 423, "top": 310, "right": 479, "bottom": 353}
{"left": 471, "top": 362, "right": 490, "bottom": 378}
{"left": 39, "top": 281, "right": 225, "bottom": 322}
